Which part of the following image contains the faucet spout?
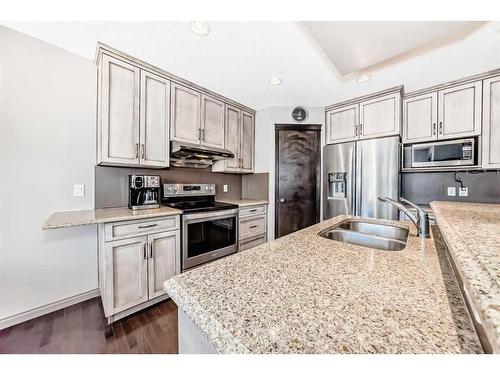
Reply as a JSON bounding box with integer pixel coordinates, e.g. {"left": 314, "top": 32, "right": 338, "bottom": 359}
{"left": 378, "top": 197, "right": 430, "bottom": 238}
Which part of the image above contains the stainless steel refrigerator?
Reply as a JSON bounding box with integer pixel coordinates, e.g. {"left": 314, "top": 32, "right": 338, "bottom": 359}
{"left": 323, "top": 136, "right": 399, "bottom": 220}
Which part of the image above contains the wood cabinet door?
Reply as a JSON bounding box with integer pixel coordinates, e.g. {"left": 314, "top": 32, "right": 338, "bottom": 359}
{"left": 240, "top": 111, "right": 255, "bottom": 173}
{"left": 201, "top": 95, "right": 225, "bottom": 149}
{"left": 99, "top": 54, "right": 140, "bottom": 165}
{"left": 139, "top": 71, "right": 170, "bottom": 168}
{"left": 359, "top": 92, "right": 401, "bottom": 139}
{"left": 222, "top": 105, "right": 241, "bottom": 171}
{"left": 104, "top": 236, "right": 148, "bottom": 315}
{"left": 147, "top": 231, "right": 180, "bottom": 300}
{"left": 438, "top": 81, "right": 482, "bottom": 140}
{"left": 325, "top": 104, "right": 358, "bottom": 144}
{"left": 170, "top": 83, "right": 201, "bottom": 143}
{"left": 482, "top": 76, "right": 500, "bottom": 169}
{"left": 402, "top": 92, "right": 438, "bottom": 143}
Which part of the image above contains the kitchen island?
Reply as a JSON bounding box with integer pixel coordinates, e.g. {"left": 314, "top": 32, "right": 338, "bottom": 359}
{"left": 164, "top": 214, "right": 483, "bottom": 354}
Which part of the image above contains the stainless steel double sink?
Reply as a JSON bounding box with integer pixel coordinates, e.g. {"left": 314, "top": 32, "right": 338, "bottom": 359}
{"left": 318, "top": 219, "right": 409, "bottom": 251}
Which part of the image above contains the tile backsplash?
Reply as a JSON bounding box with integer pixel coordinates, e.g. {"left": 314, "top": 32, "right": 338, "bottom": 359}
{"left": 95, "top": 166, "right": 269, "bottom": 209}
{"left": 402, "top": 170, "right": 500, "bottom": 205}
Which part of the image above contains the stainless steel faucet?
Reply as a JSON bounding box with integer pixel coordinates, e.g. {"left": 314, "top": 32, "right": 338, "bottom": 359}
{"left": 378, "top": 197, "right": 430, "bottom": 238}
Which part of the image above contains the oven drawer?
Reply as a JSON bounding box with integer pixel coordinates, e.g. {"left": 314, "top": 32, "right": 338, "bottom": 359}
{"left": 239, "top": 234, "right": 267, "bottom": 252}
{"left": 105, "top": 216, "right": 180, "bottom": 242}
{"left": 239, "top": 214, "right": 267, "bottom": 240}
{"left": 239, "top": 205, "right": 267, "bottom": 218}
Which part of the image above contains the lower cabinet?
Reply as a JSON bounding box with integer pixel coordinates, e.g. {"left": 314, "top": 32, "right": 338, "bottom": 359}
{"left": 238, "top": 204, "right": 268, "bottom": 251}
{"left": 98, "top": 216, "right": 180, "bottom": 323}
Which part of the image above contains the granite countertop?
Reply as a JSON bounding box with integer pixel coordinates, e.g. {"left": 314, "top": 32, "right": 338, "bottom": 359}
{"left": 42, "top": 206, "right": 181, "bottom": 230}
{"left": 164, "top": 215, "right": 482, "bottom": 354}
{"left": 217, "top": 198, "right": 268, "bottom": 207}
{"left": 430, "top": 201, "right": 500, "bottom": 353}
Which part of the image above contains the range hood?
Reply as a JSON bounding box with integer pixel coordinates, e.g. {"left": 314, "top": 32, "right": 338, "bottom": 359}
{"left": 170, "top": 141, "right": 234, "bottom": 168}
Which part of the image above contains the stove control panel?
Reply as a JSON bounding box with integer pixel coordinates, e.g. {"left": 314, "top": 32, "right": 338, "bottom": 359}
{"left": 163, "top": 183, "right": 215, "bottom": 197}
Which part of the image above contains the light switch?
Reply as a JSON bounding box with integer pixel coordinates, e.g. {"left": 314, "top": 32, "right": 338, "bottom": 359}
{"left": 73, "top": 184, "right": 85, "bottom": 197}
{"left": 223, "top": 184, "right": 228, "bottom": 193}
{"left": 459, "top": 187, "right": 469, "bottom": 197}
{"left": 447, "top": 187, "right": 456, "bottom": 197}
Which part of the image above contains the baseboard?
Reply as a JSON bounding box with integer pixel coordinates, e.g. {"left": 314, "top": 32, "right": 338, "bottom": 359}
{"left": 0, "top": 289, "right": 100, "bottom": 330}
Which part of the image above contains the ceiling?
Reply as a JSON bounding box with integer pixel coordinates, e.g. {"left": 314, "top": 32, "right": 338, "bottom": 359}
{"left": 2, "top": 21, "right": 500, "bottom": 110}
{"left": 303, "top": 21, "right": 485, "bottom": 76}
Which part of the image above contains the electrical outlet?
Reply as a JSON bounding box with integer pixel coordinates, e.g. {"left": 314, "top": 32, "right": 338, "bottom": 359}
{"left": 73, "top": 184, "right": 85, "bottom": 197}
{"left": 459, "top": 187, "right": 469, "bottom": 197}
{"left": 223, "top": 184, "right": 228, "bottom": 193}
{"left": 447, "top": 187, "right": 456, "bottom": 197}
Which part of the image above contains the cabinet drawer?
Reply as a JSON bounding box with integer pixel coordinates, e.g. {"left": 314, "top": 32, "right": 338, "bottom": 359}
{"left": 239, "top": 205, "right": 267, "bottom": 218}
{"left": 239, "top": 234, "right": 266, "bottom": 252}
{"left": 239, "top": 214, "right": 266, "bottom": 240}
{"left": 105, "top": 216, "right": 180, "bottom": 242}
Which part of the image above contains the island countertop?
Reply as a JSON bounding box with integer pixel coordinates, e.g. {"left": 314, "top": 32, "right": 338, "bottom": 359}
{"left": 42, "top": 206, "right": 182, "bottom": 230}
{"left": 164, "top": 215, "right": 483, "bottom": 354}
{"left": 430, "top": 201, "right": 500, "bottom": 353}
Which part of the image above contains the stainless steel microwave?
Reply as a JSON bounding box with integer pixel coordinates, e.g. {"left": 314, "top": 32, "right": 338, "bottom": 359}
{"left": 403, "top": 138, "right": 475, "bottom": 169}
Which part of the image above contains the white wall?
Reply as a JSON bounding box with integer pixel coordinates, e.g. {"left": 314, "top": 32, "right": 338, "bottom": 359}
{"left": 254, "top": 107, "right": 325, "bottom": 240}
{"left": 0, "top": 26, "right": 98, "bottom": 322}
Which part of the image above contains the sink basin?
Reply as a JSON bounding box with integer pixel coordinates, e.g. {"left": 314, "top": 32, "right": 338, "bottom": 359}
{"left": 318, "top": 219, "right": 409, "bottom": 251}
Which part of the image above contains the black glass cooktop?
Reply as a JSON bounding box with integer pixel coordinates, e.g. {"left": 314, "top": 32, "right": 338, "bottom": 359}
{"left": 162, "top": 196, "right": 238, "bottom": 213}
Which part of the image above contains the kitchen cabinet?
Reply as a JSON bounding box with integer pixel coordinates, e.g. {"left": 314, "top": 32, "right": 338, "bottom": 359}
{"left": 212, "top": 106, "right": 255, "bottom": 173}
{"left": 403, "top": 81, "right": 482, "bottom": 144}
{"left": 482, "top": 75, "right": 500, "bottom": 169}
{"left": 140, "top": 71, "right": 171, "bottom": 168}
{"left": 201, "top": 95, "right": 225, "bottom": 148}
{"left": 402, "top": 92, "right": 438, "bottom": 143}
{"left": 238, "top": 204, "right": 268, "bottom": 251}
{"left": 325, "top": 88, "right": 402, "bottom": 145}
{"left": 438, "top": 81, "right": 482, "bottom": 140}
{"left": 97, "top": 55, "right": 170, "bottom": 168}
{"left": 99, "top": 216, "right": 180, "bottom": 323}
{"left": 325, "top": 104, "right": 358, "bottom": 144}
{"left": 359, "top": 92, "right": 401, "bottom": 139}
{"left": 98, "top": 54, "right": 141, "bottom": 166}
{"left": 170, "top": 83, "right": 201, "bottom": 144}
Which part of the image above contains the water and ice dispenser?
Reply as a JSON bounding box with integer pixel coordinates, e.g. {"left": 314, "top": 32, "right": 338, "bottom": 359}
{"left": 327, "top": 172, "right": 347, "bottom": 199}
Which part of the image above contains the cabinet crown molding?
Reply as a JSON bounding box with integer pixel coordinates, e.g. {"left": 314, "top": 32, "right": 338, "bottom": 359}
{"left": 95, "top": 42, "right": 256, "bottom": 115}
{"left": 325, "top": 85, "right": 404, "bottom": 111}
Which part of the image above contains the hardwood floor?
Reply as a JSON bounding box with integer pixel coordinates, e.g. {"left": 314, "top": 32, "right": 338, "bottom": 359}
{"left": 0, "top": 297, "right": 178, "bottom": 354}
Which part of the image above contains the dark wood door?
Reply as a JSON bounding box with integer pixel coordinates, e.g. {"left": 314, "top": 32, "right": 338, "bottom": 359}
{"left": 275, "top": 125, "right": 321, "bottom": 238}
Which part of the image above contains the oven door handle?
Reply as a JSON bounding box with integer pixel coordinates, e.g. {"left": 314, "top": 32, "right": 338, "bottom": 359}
{"left": 183, "top": 209, "right": 239, "bottom": 221}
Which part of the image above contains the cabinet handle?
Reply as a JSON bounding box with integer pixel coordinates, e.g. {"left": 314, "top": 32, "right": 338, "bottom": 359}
{"left": 143, "top": 243, "right": 147, "bottom": 260}
{"left": 202, "top": 129, "right": 205, "bottom": 141}
{"left": 249, "top": 225, "right": 258, "bottom": 229}
{"left": 355, "top": 125, "right": 358, "bottom": 136}
{"left": 432, "top": 123, "right": 436, "bottom": 135}
{"left": 141, "top": 144, "right": 145, "bottom": 159}
{"left": 138, "top": 223, "right": 157, "bottom": 229}
{"left": 135, "top": 143, "right": 139, "bottom": 158}
{"left": 439, "top": 122, "right": 443, "bottom": 134}
{"left": 198, "top": 128, "right": 201, "bottom": 140}
{"left": 249, "top": 209, "right": 257, "bottom": 213}
{"left": 149, "top": 243, "right": 153, "bottom": 259}
{"left": 359, "top": 124, "right": 363, "bottom": 135}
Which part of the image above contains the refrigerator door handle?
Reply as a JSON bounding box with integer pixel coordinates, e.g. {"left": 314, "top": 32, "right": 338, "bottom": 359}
{"left": 350, "top": 146, "right": 356, "bottom": 215}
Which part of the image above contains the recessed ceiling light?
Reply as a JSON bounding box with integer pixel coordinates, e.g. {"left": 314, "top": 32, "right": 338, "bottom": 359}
{"left": 190, "top": 21, "right": 210, "bottom": 36}
{"left": 269, "top": 77, "right": 283, "bottom": 85}
{"left": 357, "top": 74, "right": 371, "bottom": 83}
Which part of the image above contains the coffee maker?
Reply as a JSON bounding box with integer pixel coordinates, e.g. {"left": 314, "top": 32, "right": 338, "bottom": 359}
{"left": 128, "top": 175, "right": 160, "bottom": 210}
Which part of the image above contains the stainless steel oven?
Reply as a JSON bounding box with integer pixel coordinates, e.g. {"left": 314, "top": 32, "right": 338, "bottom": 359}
{"left": 162, "top": 183, "right": 239, "bottom": 271}
{"left": 182, "top": 209, "right": 238, "bottom": 270}
{"left": 404, "top": 138, "right": 475, "bottom": 169}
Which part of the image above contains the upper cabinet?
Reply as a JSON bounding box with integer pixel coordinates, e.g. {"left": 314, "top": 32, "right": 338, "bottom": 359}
{"left": 95, "top": 44, "right": 256, "bottom": 170}
{"left": 403, "top": 80, "right": 482, "bottom": 144}
{"left": 212, "top": 106, "right": 255, "bottom": 174}
{"left": 359, "top": 92, "right": 401, "bottom": 139}
{"left": 170, "top": 83, "right": 201, "bottom": 144}
{"left": 482, "top": 75, "right": 500, "bottom": 169}
{"left": 325, "top": 88, "right": 402, "bottom": 145}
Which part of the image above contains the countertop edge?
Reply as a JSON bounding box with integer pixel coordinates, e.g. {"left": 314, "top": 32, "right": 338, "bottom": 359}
{"left": 430, "top": 201, "right": 500, "bottom": 353}
{"left": 217, "top": 199, "right": 269, "bottom": 208}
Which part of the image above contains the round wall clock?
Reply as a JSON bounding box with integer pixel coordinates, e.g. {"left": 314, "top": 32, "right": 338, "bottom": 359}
{"left": 291, "top": 106, "right": 308, "bottom": 123}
